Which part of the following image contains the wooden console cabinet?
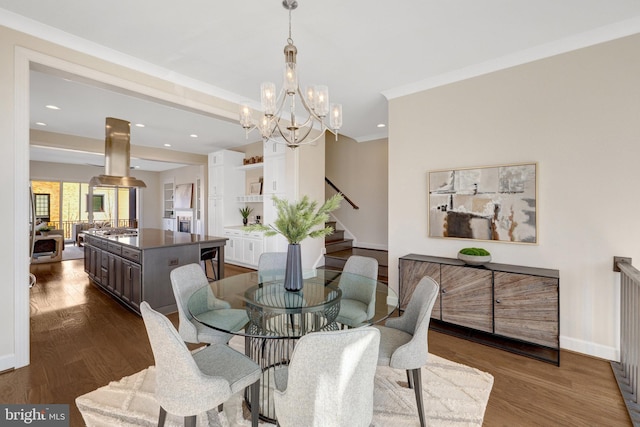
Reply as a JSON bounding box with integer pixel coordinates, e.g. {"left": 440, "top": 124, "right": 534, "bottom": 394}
{"left": 399, "top": 254, "right": 560, "bottom": 365}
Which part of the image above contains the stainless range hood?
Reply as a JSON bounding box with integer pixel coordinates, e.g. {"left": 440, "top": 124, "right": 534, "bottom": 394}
{"left": 89, "top": 117, "right": 147, "bottom": 188}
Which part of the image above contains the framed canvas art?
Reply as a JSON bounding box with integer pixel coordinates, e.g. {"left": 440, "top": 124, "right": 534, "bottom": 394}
{"left": 428, "top": 163, "right": 537, "bottom": 243}
{"left": 174, "top": 183, "right": 193, "bottom": 209}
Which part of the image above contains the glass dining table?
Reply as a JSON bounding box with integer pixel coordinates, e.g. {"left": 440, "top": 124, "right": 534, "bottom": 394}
{"left": 187, "top": 268, "right": 398, "bottom": 423}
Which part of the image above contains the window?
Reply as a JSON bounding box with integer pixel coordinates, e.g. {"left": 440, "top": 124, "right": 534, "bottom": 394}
{"left": 34, "top": 193, "right": 50, "bottom": 221}
{"left": 86, "top": 194, "right": 105, "bottom": 212}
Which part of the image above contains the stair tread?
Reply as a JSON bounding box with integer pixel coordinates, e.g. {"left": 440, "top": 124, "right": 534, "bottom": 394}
{"left": 324, "top": 247, "right": 388, "bottom": 267}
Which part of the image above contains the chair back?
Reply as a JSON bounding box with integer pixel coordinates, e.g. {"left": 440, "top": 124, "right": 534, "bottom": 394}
{"left": 170, "top": 263, "right": 210, "bottom": 343}
{"left": 274, "top": 327, "right": 380, "bottom": 427}
{"left": 340, "top": 255, "right": 378, "bottom": 318}
{"left": 257, "top": 252, "right": 287, "bottom": 282}
{"left": 140, "top": 302, "right": 230, "bottom": 415}
{"left": 389, "top": 276, "right": 439, "bottom": 368}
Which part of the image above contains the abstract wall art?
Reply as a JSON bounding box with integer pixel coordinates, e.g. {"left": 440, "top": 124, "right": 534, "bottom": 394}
{"left": 174, "top": 183, "right": 193, "bottom": 209}
{"left": 428, "top": 163, "right": 537, "bottom": 244}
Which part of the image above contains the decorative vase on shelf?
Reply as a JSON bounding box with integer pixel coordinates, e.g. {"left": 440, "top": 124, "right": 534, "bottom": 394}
{"left": 242, "top": 217, "right": 248, "bottom": 226}
{"left": 284, "top": 244, "right": 303, "bottom": 292}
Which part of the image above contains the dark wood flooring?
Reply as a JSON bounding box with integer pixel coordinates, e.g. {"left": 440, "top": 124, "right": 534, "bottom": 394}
{"left": 0, "top": 259, "right": 630, "bottom": 426}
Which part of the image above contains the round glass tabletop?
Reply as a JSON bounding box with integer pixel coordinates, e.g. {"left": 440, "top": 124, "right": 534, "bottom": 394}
{"left": 187, "top": 269, "right": 398, "bottom": 339}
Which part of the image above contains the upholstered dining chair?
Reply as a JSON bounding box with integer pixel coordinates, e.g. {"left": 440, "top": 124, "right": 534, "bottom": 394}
{"left": 140, "top": 302, "right": 261, "bottom": 427}
{"left": 257, "top": 252, "right": 288, "bottom": 283}
{"left": 170, "top": 263, "right": 248, "bottom": 345}
{"left": 335, "top": 255, "right": 378, "bottom": 328}
{"left": 373, "top": 275, "right": 439, "bottom": 427}
{"left": 273, "top": 327, "right": 380, "bottom": 427}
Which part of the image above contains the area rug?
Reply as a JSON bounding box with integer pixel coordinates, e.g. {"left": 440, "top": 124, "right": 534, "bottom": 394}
{"left": 62, "top": 244, "right": 85, "bottom": 261}
{"left": 76, "top": 354, "right": 493, "bottom": 427}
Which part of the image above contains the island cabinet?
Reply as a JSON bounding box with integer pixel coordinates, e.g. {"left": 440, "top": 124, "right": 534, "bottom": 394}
{"left": 84, "top": 229, "right": 227, "bottom": 315}
{"left": 85, "top": 234, "right": 142, "bottom": 312}
{"left": 399, "top": 254, "right": 560, "bottom": 365}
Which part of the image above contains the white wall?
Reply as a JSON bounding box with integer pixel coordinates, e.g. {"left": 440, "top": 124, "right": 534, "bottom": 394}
{"left": 389, "top": 33, "right": 640, "bottom": 360}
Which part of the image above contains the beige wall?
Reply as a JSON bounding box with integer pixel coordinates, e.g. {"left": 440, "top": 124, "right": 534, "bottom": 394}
{"left": 389, "top": 33, "right": 640, "bottom": 359}
{"left": 326, "top": 135, "right": 388, "bottom": 249}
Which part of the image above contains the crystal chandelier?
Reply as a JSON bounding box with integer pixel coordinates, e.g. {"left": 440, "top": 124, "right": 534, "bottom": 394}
{"left": 239, "top": 0, "right": 342, "bottom": 148}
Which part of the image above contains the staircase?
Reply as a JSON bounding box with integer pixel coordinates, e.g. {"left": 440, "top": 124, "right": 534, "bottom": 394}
{"left": 323, "top": 221, "right": 388, "bottom": 282}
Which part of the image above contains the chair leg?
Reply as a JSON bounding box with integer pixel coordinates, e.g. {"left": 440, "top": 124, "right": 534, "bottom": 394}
{"left": 250, "top": 378, "right": 261, "bottom": 427}
{"left": 184, "top": 415, "right": 197, "bottom": 427}
{"left": 406, "top": 370, "right": 414, "bottom": 389}
{"left": 410, "top": 368, "right": 426, "bottom": 427}
{"left": 158, "top": 407, "right": 167, "bottom": 427}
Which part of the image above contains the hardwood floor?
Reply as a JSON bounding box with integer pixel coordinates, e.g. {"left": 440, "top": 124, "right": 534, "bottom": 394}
{"left": 0, "top": 259, "right": 631, "bottom": 426}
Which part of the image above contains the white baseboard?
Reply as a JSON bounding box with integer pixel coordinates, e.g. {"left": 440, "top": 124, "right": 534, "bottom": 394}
{"left": 560, "top": 335, "right": 618, "bottom": 361}
{"left": 0, "top": 353, "right": 15, "bottom": 373}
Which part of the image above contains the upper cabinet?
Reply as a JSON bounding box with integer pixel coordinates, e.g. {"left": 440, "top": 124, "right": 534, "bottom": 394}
{"left": 263, "top": 140, "right": 286, "bottom": 196}
{"left": 207, "top": 150, "right": 245, "bottom": 236}
{"left": 207, "top": 151, "right": 244, "bottom": 198}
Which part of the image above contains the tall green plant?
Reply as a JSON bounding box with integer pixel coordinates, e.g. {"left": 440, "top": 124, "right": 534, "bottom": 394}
{"left": 246, "top": 194, "right": 343, "bottom": 244}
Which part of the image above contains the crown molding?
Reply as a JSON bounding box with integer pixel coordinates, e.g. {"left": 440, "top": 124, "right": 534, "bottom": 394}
{"left": 383, "top": 16, "right": 640, "bottom": 100}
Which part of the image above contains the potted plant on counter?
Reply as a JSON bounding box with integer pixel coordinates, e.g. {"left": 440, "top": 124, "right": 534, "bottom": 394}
{"left": 38, "top": 226, "right": 52, "bottom": 236}
{"left": 246, "top": 193, "right": 343, "bottom": 291}
{"left": 239, "top": 206, "right": 253, "bottom": 226}
{"left": 457, "top": 247, "right": 491, "bottom": 266}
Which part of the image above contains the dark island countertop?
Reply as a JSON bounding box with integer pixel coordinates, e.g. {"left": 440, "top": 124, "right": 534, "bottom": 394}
{"left": 84, "top": 228, "right": 228, "bottom": 314}
{"left": 86, "top": 228, "right": 227, "bottom": 250}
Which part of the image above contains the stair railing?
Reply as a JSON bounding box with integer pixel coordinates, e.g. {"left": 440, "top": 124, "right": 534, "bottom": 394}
{"left": 612, "top": 256, "right": 640, "bottom": 425}
{"left": 325, "top": 177, "right": 359, "bottom": 210}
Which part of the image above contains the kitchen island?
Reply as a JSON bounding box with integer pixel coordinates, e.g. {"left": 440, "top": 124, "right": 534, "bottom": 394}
{"left": 84, "top": 228, "right": 227, "bottom": 314}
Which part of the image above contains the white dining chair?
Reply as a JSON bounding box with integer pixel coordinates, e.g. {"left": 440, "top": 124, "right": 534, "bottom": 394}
{"left": 257, "top": 252, "right": 288, "bottom": 282}
{"left": 335, "top": 255, "right": 378, "bottom": 328}
{"left": 273, "top": 327, "right": 380, "bottom": 427}
{"left": 170, "top": 263, "right": 248, "bottom": 345}
{"left": 140, "top": 301, "right": 261, "bottom": 427}
{"left": 373, "top": 275, "right": 439, "bottom": 427}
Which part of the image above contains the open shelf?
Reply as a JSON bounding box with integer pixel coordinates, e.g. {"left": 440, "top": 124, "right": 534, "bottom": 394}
{"left": 237, "top": 163, "right": 264, "bottom": 171}
{"left": 237, "top": 195, "right": 264, "bottom": 203}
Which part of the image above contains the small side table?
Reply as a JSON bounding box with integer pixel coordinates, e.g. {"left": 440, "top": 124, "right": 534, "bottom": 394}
{"left": 32, "top": 235, "right": 64, "bottom": 263}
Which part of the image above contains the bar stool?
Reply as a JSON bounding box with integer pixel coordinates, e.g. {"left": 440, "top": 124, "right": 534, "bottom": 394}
{"left": 200, "top": 248, "right": 218, "bottom": 282}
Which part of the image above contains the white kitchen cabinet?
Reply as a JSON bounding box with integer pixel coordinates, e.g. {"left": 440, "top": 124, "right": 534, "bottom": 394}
{"left": 207, "top": 150, "right": 244, "bottom": 236}
{"left": 162, "top": 217, "right": 175, "bottom": 231}
{"left": 262, "top": 194, "right": 288, "bottom": 252}
{"left": 263, "top": 153, "right": 286, "bottom": 195}
{"left": 207, "top": 150, "right": 244, "bottom": 197}
{"left": 208, "top": 196, "right": 224, "bottom": 237}
{"left": 223, "top": 227, "right": 265, "bottom": 268}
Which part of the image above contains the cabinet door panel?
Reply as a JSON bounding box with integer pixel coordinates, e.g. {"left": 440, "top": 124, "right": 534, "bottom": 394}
{"left": 441, "top": 265, "right": 493, "bottom": 332}
{"left": 494, "top": 272, "right": 559, "bottom": 348}
{"left": 399, "top": 259, "right": 441, "bottom": 317}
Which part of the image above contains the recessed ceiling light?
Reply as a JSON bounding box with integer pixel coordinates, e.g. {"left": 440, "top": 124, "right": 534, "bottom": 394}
{"left": 135, "top": 123, "right": 145, "bottom": 128}
{"left": 45, "top": 105, "right": 60, "bottom": 110}
{"left": 377, "top": 123, "right": 386, "bottom": 128}
{"left": 164, "top": 143, "right": 171, "bottom": 147}
{"left": 35, "top": 122, "right": 47, "bottom": 126}
{"left": 190, "top": 134, "right": 198, "bottom": 138}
